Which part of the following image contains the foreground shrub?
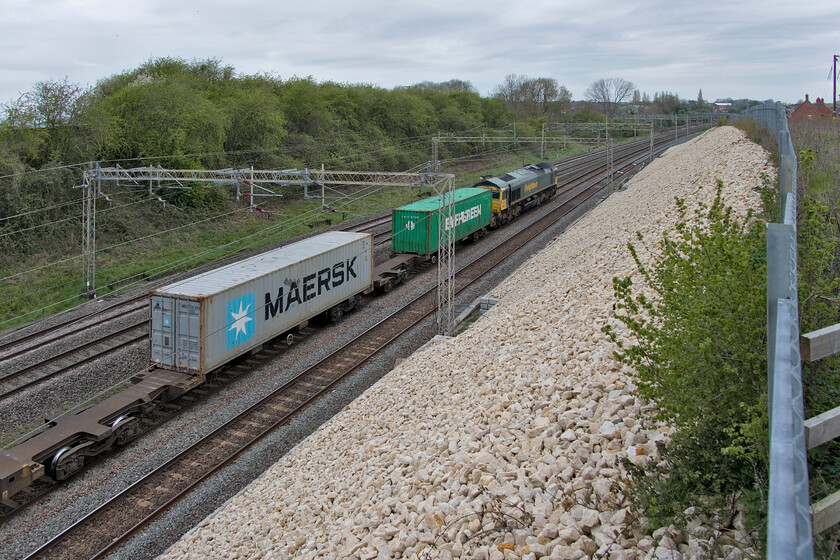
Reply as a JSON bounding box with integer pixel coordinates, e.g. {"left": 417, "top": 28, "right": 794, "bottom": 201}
{"left": 604, "top": 182, "right": 768, "bottom": 530}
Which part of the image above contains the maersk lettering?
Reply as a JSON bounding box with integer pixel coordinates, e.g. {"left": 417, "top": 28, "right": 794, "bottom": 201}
{"left": 444, "top": 204, "right": 482, "bottom": 231}
{"left": 317, "top": 267, "right": 330, "bottom": 294}
{"left": 265, "top": 287, "right": 284, "bottom": 318}
{"left": 286, "top": 282, "right": 303, "bottom": 309}
{"left": 302, "top": 273, "right": 316, "bottom": 302}
{"left": 332, "top": 262, "right": 344, "bottom": 286}
{"left": 264, "top": 257, "right": 360, "bottom": 320}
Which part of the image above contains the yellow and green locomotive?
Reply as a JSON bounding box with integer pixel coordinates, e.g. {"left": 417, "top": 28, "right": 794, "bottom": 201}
{"left": 472, "top": 162, "right": 557, "bottom": 228}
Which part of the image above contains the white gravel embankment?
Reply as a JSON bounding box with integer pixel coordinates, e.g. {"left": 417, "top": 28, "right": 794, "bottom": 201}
{"left": 159, "top": 126, "right": 773, "bottom": 560}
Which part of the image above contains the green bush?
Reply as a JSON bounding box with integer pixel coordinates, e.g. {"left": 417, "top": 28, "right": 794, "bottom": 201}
{"left": 604, "top": 182, "right": 768, "bottom": 528}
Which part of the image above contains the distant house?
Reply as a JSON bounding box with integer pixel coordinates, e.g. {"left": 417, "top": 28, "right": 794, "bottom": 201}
{"left": 712, "top": 102, "right": 732, "bottom": 113}
{"left": 791, "top": 94, "right": 835, "bottom": 119}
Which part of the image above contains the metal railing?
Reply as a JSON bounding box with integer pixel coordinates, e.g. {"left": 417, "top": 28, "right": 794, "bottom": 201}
{"left": 733, "top": 102, "right": 813, "bottom": 558}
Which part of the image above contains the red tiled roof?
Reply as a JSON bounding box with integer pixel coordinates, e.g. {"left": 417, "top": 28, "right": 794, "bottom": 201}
{"left": 791, "top": 94, "right": 835, "bottom": 119}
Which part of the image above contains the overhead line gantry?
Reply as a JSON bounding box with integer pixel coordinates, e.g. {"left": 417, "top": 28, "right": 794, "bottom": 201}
{"left": 79, "top": 165, "right": 458, "bottom": 334}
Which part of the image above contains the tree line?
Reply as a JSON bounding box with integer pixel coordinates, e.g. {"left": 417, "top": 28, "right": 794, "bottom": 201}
{"left": 0, "top": 58, "right": 511, "bottom": 174}
{"left": 0, "top": 57, "right": 731, "bottom": 260}
{"left": 2, "top": 58, "right": 729, "bottom": 177}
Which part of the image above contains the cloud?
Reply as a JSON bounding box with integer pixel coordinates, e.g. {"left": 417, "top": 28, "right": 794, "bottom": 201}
{"left": 0, "top": 0, "right": 838, "bottom": 104}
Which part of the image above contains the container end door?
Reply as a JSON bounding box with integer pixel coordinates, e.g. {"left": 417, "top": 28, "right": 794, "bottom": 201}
{"left": 151, "top": 295, "right": 175, "bottom": 368}
{"left": 176, "top": 299, "right": 201, "bottom": 372}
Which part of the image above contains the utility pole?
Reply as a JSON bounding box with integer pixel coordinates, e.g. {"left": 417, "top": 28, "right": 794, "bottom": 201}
{"left": 540, "top": 122, "right": 547, "bottom": 160}
{"left": 436, "top": 176, "right": 455, "bottom": 335}
{"left": 81, "top": 162, "right": 100, "bottom": 299}
{"left": 649, "top": 122, "right": 654, "bottom": 163}
{"left": 834, "top": 54, "right": 839, "bottom": 115}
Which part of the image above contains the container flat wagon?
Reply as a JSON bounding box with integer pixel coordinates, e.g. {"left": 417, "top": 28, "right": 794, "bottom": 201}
{"left": 0, "top": 232, "right": 373, "bottom": 501}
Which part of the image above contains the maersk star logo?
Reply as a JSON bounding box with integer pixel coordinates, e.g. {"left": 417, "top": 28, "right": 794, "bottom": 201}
{"left": 226, "top": 293, "right": 255, "bottom": 349}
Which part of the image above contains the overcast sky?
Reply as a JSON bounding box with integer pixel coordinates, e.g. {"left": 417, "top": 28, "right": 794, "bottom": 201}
{"left": 1, "top": 0, "right": 838, "bottom": 107}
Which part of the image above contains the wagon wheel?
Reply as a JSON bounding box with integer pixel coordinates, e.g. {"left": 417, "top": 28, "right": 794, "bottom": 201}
{"left": 329, "top": 306, "right": 344, "bottom": 322}
{"left": 49, "top": 445, "right": 86, "bottom": 481}
{"left": 111, "top": 414, "right": 140, "bottom": 446}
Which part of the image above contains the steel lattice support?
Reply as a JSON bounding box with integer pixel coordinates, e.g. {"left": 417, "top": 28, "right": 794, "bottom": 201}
{"left": 81, "top": 174, "right": 94, "bottom": 296}
{"left": 85, "top": 166, "right": 445, "bottom": 189}
{"left": 435, "top": 175, "right": 455, "bottom": 335}
{"left": 77, "top": 162, "right": 99, "bottom": 298}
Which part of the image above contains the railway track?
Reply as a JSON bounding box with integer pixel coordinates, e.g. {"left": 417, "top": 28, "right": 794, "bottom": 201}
{"left": 342, "top": 215, "right": 393, "bottom": 246}
{"left": 0, "top": 297, "right": 147, "bottom": 363}
{"left": 0, "top": 322, "right": 148, "bottom": 401}
{"left": 344, "top": 215, "right": 391, "bottom": 232}
{"left": 21, "top": 127, "right": 697, "bottom": 560}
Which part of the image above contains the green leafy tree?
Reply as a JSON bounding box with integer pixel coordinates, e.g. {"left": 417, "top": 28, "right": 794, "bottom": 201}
{"left": 222, "top": 84, "right": 286, "bottom": 167}
{"left": 1, "top": 77, "right": 86, "bottom": 165}
{"left": 93, "top": 79, "right": 228, "bottom": 167}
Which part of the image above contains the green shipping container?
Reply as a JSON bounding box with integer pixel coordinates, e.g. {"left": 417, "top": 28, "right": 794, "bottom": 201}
{"left": 392, "top": 188, "right": 492, "bottom": 256}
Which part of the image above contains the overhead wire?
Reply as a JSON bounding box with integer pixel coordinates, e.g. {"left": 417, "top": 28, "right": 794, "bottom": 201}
{"left": 82, "top": 187, "right": 377, "bottom": 296}
{"left": 0, "top": 190, "right": 193, "bottom": 307}
{"left": 1, "top": 178, "right": 374, "bottom": 316}
{"left": 0, "top": 177, "right": 404, "bottom": 329}
{"left": 0, "top": 193, "right": 155, "bottom": 239}
{"left": 0, "top": 201, "right": 249, "bottom": 284}
{"left": 84, "top": 168, "right": 429, "bottom": 297}
{"left": 0, "top": 197, "right": 83, "bottom": 223}
{"left": 0, "top": 130, "right": 435, "bottom": 182}
{"left": 1, "top": 136, "right": 503, "bottom": 255}
{"left": 0, "top": 161, "right": 88, "bottom": 181}
{"left": 0, "top": 136, "right": 517, "bottom": 324}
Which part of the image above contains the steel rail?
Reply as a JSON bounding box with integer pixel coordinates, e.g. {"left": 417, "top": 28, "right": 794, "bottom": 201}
{"left": 0, "top": 323, "right": 148, "bottom": 401}
{"left": 0, "top": 297, "right": 147, "bottom": 361}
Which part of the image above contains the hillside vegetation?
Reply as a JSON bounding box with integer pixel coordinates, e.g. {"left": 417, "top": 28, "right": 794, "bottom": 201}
{"left": 0, "top": 58, "right": 593, "bottom": 328}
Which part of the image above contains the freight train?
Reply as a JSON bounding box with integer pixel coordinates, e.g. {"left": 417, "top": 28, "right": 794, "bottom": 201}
{"left": 389, "top": 162, "right": 558, "bottom": 257}
{"left": 0, "top": 162, "right": 558, "bottom": 503}
{"left": 473, "top": 161, "right": 557, "bottom": 227}
{"left": 0, "top": 232, "right": 374, "bottom": 502}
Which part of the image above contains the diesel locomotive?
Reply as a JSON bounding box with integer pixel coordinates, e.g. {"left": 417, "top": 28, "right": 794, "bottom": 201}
{"left": 473, "top": 161, "right": 557, "bottom": 227}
